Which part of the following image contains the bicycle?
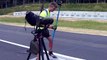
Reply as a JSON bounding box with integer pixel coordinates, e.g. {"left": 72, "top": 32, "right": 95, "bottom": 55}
{"left": 27, "top": 25, "right": 50, "bottom": 60}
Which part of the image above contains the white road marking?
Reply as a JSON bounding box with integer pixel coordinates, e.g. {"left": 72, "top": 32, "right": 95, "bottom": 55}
{"left": 0, "top": 39, "right": 29, "bottom": 49}
{"left": 30, "top": 57, "right": 67, "bottom": 60}
{"left": 0, "top": 39, "right": 85, "bottom": 60}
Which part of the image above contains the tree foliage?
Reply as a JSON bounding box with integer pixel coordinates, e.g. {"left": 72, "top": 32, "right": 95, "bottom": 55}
{"left": 0, "top": 0, "right": 107, "bottom": 8}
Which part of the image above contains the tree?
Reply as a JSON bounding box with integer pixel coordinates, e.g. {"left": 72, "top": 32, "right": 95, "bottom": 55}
{"left": 13, "top": 0, "right": 17, "bottom": 6}
{"left": 33, "top": 0, "right": 35, "bottom": 3}
{"left": 22, "top": 0, "right": 25, "bottom": 5}
{"left": 97, "top": 0, "right": 99, "bottom": 3}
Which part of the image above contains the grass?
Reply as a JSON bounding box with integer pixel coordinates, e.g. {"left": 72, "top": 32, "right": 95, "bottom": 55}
{"left": 58, "top": 20, "right": 107, "bottom": 30}
{"left": 0, "top": 3, "right": 107, "bottom": 15}
{"left": 0, "top": 17, "right": 25, "bottom": 23}
{"left": 62, "top": 3, "right": 107, "bottom": 11}
{"left": 1, "top": 17, "right": 107, "bottom": 31}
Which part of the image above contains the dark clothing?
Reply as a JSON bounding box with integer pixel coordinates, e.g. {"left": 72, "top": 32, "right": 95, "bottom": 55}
{"left": 42, "top": 29, "right": 50, "bottom": 38}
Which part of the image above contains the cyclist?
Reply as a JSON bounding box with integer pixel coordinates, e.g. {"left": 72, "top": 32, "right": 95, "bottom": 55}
{"left": 36, "top": 2, "right": 58, "bottom": 60}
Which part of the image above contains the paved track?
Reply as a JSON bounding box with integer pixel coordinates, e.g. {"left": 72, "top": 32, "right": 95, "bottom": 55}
{"left": 0, "top": 24, "right": 107, "bottom": 60}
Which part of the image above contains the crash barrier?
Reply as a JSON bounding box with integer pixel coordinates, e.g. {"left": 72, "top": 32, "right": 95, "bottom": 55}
{"left": 13, "top": 11, "right": 107, "bottom": 20}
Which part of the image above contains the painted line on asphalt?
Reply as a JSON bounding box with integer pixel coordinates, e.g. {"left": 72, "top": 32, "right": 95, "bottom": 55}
{"left": 0, "top": 39, "right": 85, "bottom": 60}
{"left": 0, "top": 39, "right": 29, "bottom": 49}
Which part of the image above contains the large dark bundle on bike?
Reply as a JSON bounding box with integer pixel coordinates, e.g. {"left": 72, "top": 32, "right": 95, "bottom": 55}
{"left": 25, "top": 11, "right": 54, "bottom": 26}
{"left": 25, "top": 11, "right": 40, "bottom": 26}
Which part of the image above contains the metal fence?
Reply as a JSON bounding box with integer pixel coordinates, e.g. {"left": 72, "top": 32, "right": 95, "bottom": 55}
{"left": 13, "top": 11, "right": 107, "bottom": 20}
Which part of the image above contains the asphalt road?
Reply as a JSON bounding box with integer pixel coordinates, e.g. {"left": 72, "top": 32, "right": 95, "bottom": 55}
{"left": 0, "top": 24, "right": 107, "bottom": 60}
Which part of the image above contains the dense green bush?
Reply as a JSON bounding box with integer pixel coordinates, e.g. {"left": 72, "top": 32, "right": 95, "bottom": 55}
{"left": 0, "top": 3, "right": 107, "bottom": 15}
{"left": 62, "top": 3, "right": 107, "bottom": 11}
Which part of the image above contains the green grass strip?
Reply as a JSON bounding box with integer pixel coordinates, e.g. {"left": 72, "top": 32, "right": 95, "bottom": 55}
{"left": 0, "top": 17, "right": 107, "bottom": 31}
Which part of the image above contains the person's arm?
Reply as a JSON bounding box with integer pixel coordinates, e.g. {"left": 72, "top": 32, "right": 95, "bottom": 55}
{"left": 48, "top": 25, "right": 57, "bottom": 30}
{"left": 48, "top": 25, "right": 53, "bottom": 29}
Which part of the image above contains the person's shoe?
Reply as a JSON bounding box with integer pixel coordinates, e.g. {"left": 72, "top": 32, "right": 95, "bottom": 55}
{"left": 49, "top": 51, "right": 57, "bottom": 58}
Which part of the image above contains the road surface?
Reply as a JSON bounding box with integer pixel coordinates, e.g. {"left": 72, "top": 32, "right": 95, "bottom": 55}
{"left": 0, "top": 24, "right": 107, "bottom": 60}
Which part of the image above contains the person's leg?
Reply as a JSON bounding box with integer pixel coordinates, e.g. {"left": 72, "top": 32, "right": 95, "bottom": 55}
{"left": 42, "top": 29, "right": 57, "bottom": 58}
{"left": 47, "top": 36, "right": 57, "bottom": 58}
{"left": 42, "top": 29, "right": 53, "bottom": 51}
{"left": 47, "top": 36, "right": 53, "bottom": 51}
{"left": 36, "top": 53, "right": 39, "bottom": 60}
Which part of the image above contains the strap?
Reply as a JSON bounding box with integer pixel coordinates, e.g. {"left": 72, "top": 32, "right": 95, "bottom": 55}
{"left": 40, "top": 0, "right": 44, "bottom": 13}
{"left": 24, "top": 19, "right": 27, "bottom": 31}
{"left": 44, "top": 9, "right": 48, "bottom": 17}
